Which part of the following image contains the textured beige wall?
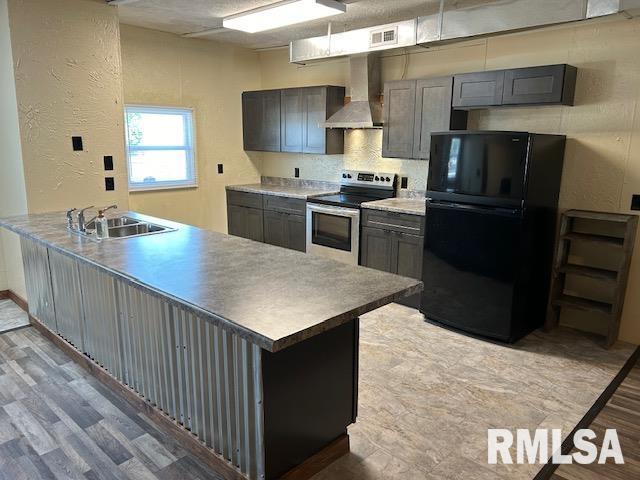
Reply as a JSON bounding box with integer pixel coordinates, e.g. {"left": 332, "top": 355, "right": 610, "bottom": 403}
{"left": 8, "top": 0, "right": 129, "bottom": 214}
{"left": 0, "top": 0, "right": 27, "bottom": 297}
{"left": 120, "top": 25, "right": 263, "bottom": 233}
{"left": 258, "top": 17, "right": 640, "bottom": 344}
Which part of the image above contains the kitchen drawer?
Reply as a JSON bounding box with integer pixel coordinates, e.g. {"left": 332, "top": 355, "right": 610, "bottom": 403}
{"left": 226, "top": 190, "right": 263, "bottom": 209}
{"left": 263, "top": 195, "right": 306, "bottom": 215}
{"left": 362, "top": 209, "right": 425, "bottom": 236}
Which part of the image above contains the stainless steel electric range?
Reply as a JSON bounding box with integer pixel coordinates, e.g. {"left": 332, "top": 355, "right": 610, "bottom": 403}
{"left": 306, "top": 170, "right": 397, "bottom": 265}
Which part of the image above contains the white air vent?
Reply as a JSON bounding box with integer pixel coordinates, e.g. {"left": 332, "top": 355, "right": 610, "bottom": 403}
{"left": 370, "top": 26, "right": 398, "bottom": 48}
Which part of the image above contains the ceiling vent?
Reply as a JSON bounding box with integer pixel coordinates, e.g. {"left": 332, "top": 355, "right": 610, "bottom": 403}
{"left": 290, "top": 0, "right": 640, "bottom": 64}
{"left": 370, "top": 26, "right": 398, "bottom": 48}
{"left": 290, "top": 19, "right": 416, "bottom": 63}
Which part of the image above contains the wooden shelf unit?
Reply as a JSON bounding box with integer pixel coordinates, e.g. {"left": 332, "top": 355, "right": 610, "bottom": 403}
{"left": 546, "top": 209, "right": 638, "bottom": 348}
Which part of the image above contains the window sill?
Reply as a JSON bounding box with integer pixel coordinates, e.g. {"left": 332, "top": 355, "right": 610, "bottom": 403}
{"left": 129, "top": 184, "right": 199, "bottom": 193}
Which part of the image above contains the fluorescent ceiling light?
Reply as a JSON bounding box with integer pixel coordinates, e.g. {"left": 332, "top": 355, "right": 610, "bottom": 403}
{"left": 223, "top": 0, "right": 346, "bottom": 33}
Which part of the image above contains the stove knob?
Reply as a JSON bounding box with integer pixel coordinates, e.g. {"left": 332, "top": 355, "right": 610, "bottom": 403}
{"left": 347, "top": 174, "right": 352, "bottom": 178}
{"left": 375, "top": 176, "right": 379, "bottom": 181}
{"left": 385, "top": 177, "right": 391, "bottom": 182}
{"left": 342, "top": 173, "right": 347, "bottom": 178}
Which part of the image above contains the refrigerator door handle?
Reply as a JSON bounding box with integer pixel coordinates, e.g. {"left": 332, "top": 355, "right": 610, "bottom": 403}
{"left": 427, "top": 201, "right": 521, "bottom": 217}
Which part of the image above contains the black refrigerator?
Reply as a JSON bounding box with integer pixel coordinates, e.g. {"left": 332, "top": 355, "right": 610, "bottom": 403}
{"left": 420, "top": 131, "right": 565, "bottom": 342}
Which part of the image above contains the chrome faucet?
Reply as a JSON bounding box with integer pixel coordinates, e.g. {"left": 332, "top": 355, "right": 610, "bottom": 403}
{"left": 77, "top": 205, "right": 95, "bottom": 233}
{"left": 66, "top": 208, "right": 77, "bottom": 229}
{"left": 85, "top": 204, "right": 118, "bottom": 228}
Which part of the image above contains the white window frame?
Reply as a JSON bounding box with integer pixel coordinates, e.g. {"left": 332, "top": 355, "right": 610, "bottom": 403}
{"left": 124, "top": 105, "right": 198, "bottom": 192}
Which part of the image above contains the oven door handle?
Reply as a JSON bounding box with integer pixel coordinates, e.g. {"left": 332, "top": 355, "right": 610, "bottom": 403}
{"left": 306, "top": 203, "right": 360, "bottom": 218}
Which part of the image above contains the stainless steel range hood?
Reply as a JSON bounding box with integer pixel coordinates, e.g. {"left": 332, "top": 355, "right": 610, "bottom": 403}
{"left": 321, "top": 54, "right": 382, "bottom": 129}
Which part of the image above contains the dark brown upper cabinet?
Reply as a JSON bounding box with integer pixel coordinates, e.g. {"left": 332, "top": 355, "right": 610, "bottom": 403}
{"left": 382, "top": 80, "right": 417, "bottom": 159}
{"left": 453, "top": 64, "right": 577, "bottom": 109}
{"left": 413, "top": 77, "right": 467, "bottom": 160}
{"left": 243, "top": 85, "right": 345, "bottom": 154}
{"left": 383, "top": 77, "right": 467, "bottom": 160}
{"left": 452, "top": 70, "right": 505, "bottom": 108}
{"left": 299, "top": 86, "right": 345, "bottom": 154}
{"left": 280, "top": 88, "right": 303, "bottom": 153}
{"left": 242, "top": 90, "right": 281, "bottom": 152}
{"left": 502, "top": 64, "right": 577, "bottom": 106}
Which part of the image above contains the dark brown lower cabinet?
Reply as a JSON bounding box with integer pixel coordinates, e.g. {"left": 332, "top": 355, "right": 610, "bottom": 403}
{"left": 263, "top": 210, "right": 306, "bottom": 252}
{"left": 227, "top": 204, "right": 264, "bottom": 242}
{"left": 361, "top": 227, "right": 423, "bottom": 277}
{"left": 394, "top": 231, "right": 423, "bottom": 280}
{"left": 361, "top": 217, "right": 424, "bottom": 308}
{"left": 227, "top": 190, "right": 306, "bottom": 252}
{"left": 360, "top": 227, "right": 394, "bottom": 273}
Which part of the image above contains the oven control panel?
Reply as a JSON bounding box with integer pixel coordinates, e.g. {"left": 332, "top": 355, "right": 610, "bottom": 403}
{"left": 341, "top": 170, "right": 397, "bottom": 189}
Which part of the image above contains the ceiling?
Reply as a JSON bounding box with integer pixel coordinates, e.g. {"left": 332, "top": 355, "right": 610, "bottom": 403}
{"left": 111, "top": 0, "right": 441, "bottom": 49}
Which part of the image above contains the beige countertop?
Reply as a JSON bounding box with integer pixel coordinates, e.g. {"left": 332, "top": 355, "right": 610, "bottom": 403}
{"left": 226, "top": 183, "right": 339, "bottom": 199}
{"left": 362, "top": 197, "right": 426, "bottom": 216}
{"left": 0, "top": 211, "right": 421, "bottom": 352}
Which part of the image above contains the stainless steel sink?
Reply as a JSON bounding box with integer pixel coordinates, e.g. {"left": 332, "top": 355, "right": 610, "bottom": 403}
{"left": 86, "top": 216, "right": 140, "bottom": 229}
{"left": 70, "top": 216, "right": 176, "bottom": 241}
{"left": 108, "top": 223, "right": 169, "bottom": 238}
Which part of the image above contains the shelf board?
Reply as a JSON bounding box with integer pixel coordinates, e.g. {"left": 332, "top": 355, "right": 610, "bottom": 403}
{"left": 559, "top": 264, "right": 618, "bottom": 283}
{"left": 553, "top": 294, "right": 612, "bottom": 315}
{"left": 565, "top": 210, "right": 636, "bottom": 223}
{"left": 561, "top": 232, "right": 624, "bottom": 248}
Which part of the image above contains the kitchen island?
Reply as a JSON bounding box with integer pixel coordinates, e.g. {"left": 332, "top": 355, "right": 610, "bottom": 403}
{"left": 0, "top": 211, "right": 421, "bottom": 480}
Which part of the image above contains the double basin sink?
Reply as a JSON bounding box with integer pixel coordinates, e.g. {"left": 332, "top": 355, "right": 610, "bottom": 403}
{"left": 78, "top": 216, "right": 175, "bottom": 240}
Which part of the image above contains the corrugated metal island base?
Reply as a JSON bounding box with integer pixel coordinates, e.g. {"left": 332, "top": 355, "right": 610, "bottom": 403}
{"left": 2, "top": 212, "right": 421, "bottom": 479}
{"left": 21, "top": 237, "right": 357, "bottom": 479}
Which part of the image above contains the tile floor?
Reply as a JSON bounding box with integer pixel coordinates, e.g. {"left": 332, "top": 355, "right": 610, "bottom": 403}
{"left": 311, "top": 304, "right": 636, "bottom": 479}
{"left": 0, "top": 300, "right": 636, "bottom": 479}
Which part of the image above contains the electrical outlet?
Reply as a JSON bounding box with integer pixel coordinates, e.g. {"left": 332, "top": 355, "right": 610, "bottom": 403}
{"left": 217, "top": 163, "right": 224, "bottom": 174}
{"left": 400, "top": 177, "right": 408, "bottom": 189}
{"left": 631, "top": 194, "right": 640, "bottom": 211}
{"left": 103, "top": 155, "right": 114, "bottom": 171}
{"left": 294, "top": 167, "right": 300, "bottom": 178}
{"left": 105, "top": 177, "right": 115, "bottom": 191}
{"left": 72, "top": 136, "right": 83, "bottom": 151}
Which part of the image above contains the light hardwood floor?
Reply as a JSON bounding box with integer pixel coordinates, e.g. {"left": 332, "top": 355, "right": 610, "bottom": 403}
{"left": 0, "top": 301, "right": 637, "bottom": 479}
{"left": 0, "top": 321, "right": 223, "bottom": 480}
{"left": 553, "top": 362, "right": 640, "bottom": 480}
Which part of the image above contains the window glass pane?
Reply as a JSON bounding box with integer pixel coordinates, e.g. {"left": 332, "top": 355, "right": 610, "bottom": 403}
{"left": 129, "top": 150, "right": 189, "bottom": 184}
{"left": 126, "top": 111, "right": 186, "bottom": 147}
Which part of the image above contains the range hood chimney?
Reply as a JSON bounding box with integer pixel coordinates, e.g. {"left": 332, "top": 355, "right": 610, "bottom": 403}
{"left": 321, "top": 54, "right": 382, "bottom": 129}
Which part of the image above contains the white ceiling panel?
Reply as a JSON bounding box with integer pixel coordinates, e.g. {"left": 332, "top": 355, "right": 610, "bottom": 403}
{"left": 112, "top": 0, "right": 441, "bottom": 49}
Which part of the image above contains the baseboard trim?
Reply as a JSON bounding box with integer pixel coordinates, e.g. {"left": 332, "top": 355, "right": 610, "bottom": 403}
{"left": 281, "top": 434, "right": 350, "bottom": 479}
{"left": 1, "top": 289, "right": 28, "bottom": 313}
{"left": 28, "top": 313, "right": 348, "bottom": 480}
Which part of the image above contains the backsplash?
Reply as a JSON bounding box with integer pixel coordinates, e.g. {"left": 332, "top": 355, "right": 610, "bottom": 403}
{"left": 260, "top": 130, "right": 429, "bottom": 192}
{"left": 260, "top": 176, "right": 339, "bottom": 190}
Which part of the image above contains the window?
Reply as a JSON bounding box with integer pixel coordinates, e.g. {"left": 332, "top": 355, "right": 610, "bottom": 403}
{"left": 124, "top": 106, "right": 196, "bottom": 191}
